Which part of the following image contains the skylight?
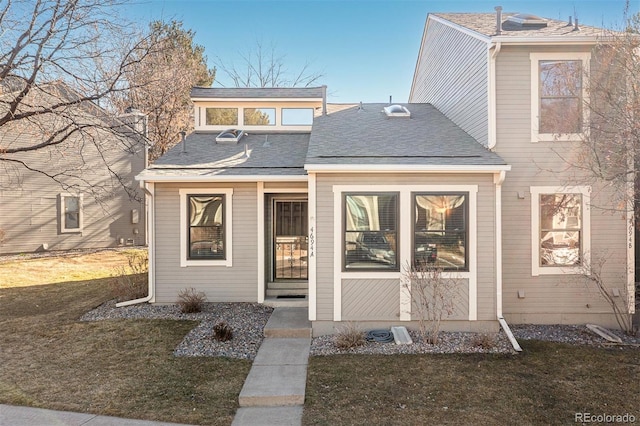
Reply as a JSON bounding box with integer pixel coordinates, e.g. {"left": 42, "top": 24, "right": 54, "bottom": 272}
{"left": 215, "top": 129, "right": 245, "bottom": 144}
{"left": 383, "top": 104, "right": 411, "bottom": 117}
{"left": 505, "top": 13, "right": 548, "bottom": 28}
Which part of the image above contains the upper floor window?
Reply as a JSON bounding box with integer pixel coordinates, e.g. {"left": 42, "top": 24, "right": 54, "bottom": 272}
{"left": 282, "top": 108, "right": 314, "bottom": 126}
{"left": 244, "top": 108, "right": 275, "bottom": 126}
{"left": 344, "top": 193, "right": 398, "bottom": 271}
{"left": 60, "top": 193, "right": 83, "bottom": 233}
{"left": 206, "top": 108, "right": 238, "bottom": 126}
{"left": 530, "top": 52, "right": 590, "bottom": 142}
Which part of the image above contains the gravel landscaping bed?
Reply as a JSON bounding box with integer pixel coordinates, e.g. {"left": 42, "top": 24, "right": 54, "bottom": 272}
{"left": 82, "top": 301, "right": 273, "bottom": 360}
{"left": 82, "top": 301, "right": 639, "bottom": 359}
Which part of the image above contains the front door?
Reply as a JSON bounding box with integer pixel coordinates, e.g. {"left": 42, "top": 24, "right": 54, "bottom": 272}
{"left": 274, "top": 200, "right": 308, "bottom": 280}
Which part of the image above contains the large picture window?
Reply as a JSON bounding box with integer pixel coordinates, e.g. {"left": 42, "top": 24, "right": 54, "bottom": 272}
{"left": 344, "top": 193, "right": 398, "bottom": 270}
{"left": 244, "top": 108, "right": 276, "bottom": 125}
{"left": 413, "top": 193, "right": 467, "bottom": 271}
{"left": 188, "top": 194, "right": 225, "bottom": 260}
{"left": 531, "top": 186, "right": 590, "bottom": 276}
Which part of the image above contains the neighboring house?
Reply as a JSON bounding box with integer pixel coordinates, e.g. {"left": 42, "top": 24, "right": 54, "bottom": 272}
{"left": 0, "top": 82, "right": 147, "bottom": 254}
{"left": 136, "top": 10, "right": 635, "bottom": 334}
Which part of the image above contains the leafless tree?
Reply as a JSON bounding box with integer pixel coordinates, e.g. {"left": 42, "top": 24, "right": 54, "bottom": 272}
{"left": 111, "top": 20, "right": 216, "bottom": 160}
{"left": 214, "top": 40, "right": 324, "bottom": 88}
{"left": 0, "top": 0, "right": 162, "bottom": 200}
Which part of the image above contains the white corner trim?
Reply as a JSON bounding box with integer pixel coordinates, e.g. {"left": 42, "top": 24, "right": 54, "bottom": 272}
{"left": 468, "top": 188, "right": 478, "bottom": 321}
{"left": 257, "top": 182, "right": 265, "bottom": 303}
{"left": 487, "top": 42, "right": 501, "bottom": 150}
{"left": 529, "top": 52, "right": 591, "bottom": 143}
{"left": 494, "top": 172, "right": 504, "bottom": 318}
{"left": 333, "top": 188, "right": 342, "bottom": 321}
{"left": 308, "top": 173, "right": 317, "bottom": 321}
{"left": 179, "top": 188, "right": 233, "bottom": 268}
{"left": 530, "top": 186, "right": 591, "bottom": 276}
{"left": 59, "top": 193, "right": 84, "bottom": 234}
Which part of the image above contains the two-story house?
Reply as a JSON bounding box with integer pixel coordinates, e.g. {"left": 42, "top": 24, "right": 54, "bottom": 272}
{"left": 0, "top": 82, "right": 147, "bottom": 254}
{"left": 134, "top": 10, "right": 634, "bottom": 335}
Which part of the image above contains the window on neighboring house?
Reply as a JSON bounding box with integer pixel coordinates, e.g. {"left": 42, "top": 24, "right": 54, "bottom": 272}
{"left": 60, "top": 194, "right": 83, "bottom": 233}
{"left": 206, "top": 108, "right": 238, "bottom": 126}
{"left": 282, "top": 108, "right": 314, "bottom": 126}
{"left": 244, "top": 108, "right": 276, "bottom": 125}
{"left": 179, "top": 188, "right": 233, "bottom": 267}
{"left": 413, "top": 193, "right": 467, "bottom": 271}
{"left": 188, "top": 194, "right": 225, "bottom": 260}
{"left": 531, "top": 186, "right": 590, "bottom": 275}
{"left": 530, "top": 52, "right": 590, "bottom": 142}
{"left": 539, "top": 60, "right": 582, "bottom": 133}
{"left": 344, "top": 193, "right": 398, "bottom": 271}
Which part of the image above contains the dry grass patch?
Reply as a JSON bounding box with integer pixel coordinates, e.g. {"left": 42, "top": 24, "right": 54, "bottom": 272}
{"left": 0, "top": 251, "right": 249, "bottom": 425}
{"left": 304, "top": 342, "right": 640, "bottom": 425}
{"left": 0, "top": 249, "right": 146, "bottom": 288}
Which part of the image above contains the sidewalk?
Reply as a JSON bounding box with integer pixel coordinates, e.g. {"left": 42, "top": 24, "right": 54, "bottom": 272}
{"left": 0, "top": 404, "right": 196, "bottom": 426}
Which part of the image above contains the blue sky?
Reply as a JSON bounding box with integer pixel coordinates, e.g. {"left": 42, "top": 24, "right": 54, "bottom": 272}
{"left": 126, "top": 0, "right": 637, "bottom": 103}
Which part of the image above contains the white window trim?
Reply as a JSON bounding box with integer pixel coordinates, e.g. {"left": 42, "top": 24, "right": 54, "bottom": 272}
{"left": 59, "top": 193, "right": 83, "bottom": 233}
{"left": 530, "top": 186, "right": 591, "bottom": 276}
{"left": 333, "top": 184, "right": 478, "bottom": 322}
{"left": 179, "top": 188, "right": 233, "bottom": 268}
{"left": 530, "top": 52, "right": 591, "bottom": 143}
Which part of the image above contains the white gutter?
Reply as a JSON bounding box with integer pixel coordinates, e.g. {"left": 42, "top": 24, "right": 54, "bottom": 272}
{"left": 135, "top": 174, "right": 308, "bottom": 183}
{"left": 117, "top": 181, "right": 155, "bottom": 307}
{"left": 190, "top": 97, "right": 322, "bottom": 103}
{"left": 491, "top": 36, "right": 600, "bottom": 45}
{"left": 487, "top": 41, "right": 501, "bottom": 149}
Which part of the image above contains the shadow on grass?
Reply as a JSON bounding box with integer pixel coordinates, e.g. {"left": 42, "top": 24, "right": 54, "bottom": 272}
{"left": 0, "top": 278, "right": 250, "bottom": 426}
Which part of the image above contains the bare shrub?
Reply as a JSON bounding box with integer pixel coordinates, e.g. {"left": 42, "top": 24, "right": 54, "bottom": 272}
{"left": 402, "top": 263, "right": 461, "bottom": 344}
{"left": 334, "top": 322, "right": 365, "bottom": 350}
{"left": 213, "top": 321, "right": 233, "bottom": 342}
{"left": 177, "top": 288, "right": 207, "bottom": 313}
{"left": 110, "top": 251, "right": 148, "bottom": 302}
{"left": 470, "top": 333, "right": 497, "bottom": 349}
{"left": 580, "top": 254, "right": 634, "bottom": 335}
{"left": 0, "top": 228, "right": 5, "bottom": 245}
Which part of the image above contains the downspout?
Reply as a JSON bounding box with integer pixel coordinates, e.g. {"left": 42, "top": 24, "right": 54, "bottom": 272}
{"left": 494, "top": 171, "right": 522, "bottom": 351}
{"left": 117, "top": 181, "right": 155, "bottom": 307}
{"left": 487, "top": 41, "right": 501, "bottom": 150}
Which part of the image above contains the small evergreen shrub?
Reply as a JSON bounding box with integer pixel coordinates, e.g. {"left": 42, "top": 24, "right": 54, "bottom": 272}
{"left": 176, "top": 288, "right": 207, "bottom": 313}
{"left": 334, "top": 323, "right": 365, "bottom": 349}
{"left": 213, "top": 321, "right": 233, "bottom": 341}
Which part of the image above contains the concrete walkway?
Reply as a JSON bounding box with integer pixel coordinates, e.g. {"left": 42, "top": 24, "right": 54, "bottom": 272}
{"left": 0, "top": 404, "right": 195, "bottom": 426}
{"left": 232, "top": 307, "right": 311, "bottom": 426}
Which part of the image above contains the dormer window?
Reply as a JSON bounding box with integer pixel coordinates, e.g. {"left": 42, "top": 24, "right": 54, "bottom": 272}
{"left": 244, "top": 108, "right": 275, "bottom": 126}
{"left": 383, "top": 104, "right": 411, "bottom": 117}
{"left": 215, "top": 129, "right": 244, "bottom": 144}
{"left": 206, "top": 108, "right": 238, "bottom": 126}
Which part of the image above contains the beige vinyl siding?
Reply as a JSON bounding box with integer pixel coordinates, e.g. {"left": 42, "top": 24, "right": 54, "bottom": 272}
{"left": 410, "top": 278, "right": 469, "bottom": 321}
{"left": 0, "top": 135, "right": 146, "bottom": 254}
{"left": 495, "top": 45, "right": 628, "bottom": 322}
{"left": 342, "top": 279, "right": 400, "bottom": 321}
{"left": 314, "top": 173, "right": 496, "bottom": 322}
{"left": 153, "top": 182, "right": 257, "bottom": 303}
{"left": 263, "top": 181, "right": 307, "bottom": 190}
{"left": 410, "top": 18, "right": 489, "bottom": 146}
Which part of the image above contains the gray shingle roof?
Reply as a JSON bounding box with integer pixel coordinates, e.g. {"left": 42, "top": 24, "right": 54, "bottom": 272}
{"left": 434, "top": 13, "right": 607, "bottom": 39}
{"left": 145, "top": 132, "right": 309, "bottom": 177}
{"left": 190, "top": 87, "right": 325, "bottom": 99}
{"left": 306, "top": 103, "right": 506, "bottom": 167}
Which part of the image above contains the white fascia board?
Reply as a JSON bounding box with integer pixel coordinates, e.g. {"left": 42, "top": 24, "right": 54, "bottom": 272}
{"left": 135, "top": 173, "right": 308, "bottom": 182}
{"left": 304, "top": 164, "right": 511, "bottom": 173}
{"left": 191, "top": 97, "right": 322, "bottom": 103}
{"left": 429, "top": 15, "right": 491, "bottom": 43}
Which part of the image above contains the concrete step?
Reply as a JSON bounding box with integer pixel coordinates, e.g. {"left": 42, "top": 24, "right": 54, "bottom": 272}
{"left": 263, "top": 307, "right": 311, "bottom": 338}
{"left": 263, "top": 296, "right": 308, "bottom": 308}
{"left": 266, "top": 288, "right": 308, "bottom": 297}
{"left": 266, "top": 281, "right": 308, "bottom": 290}
{"left": 238, "top": 338, "right": 311, "bottom": 407}
{"left": 232, "top": 406, "right": 303, "bottom": 426}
